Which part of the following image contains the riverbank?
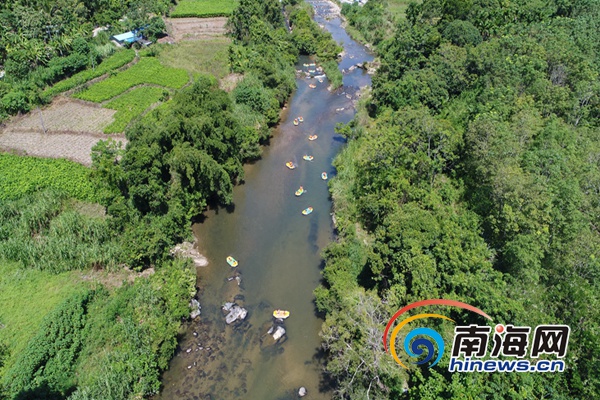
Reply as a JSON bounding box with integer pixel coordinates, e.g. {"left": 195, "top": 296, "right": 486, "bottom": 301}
{"left": 156, "top": 1, "right": 374, "bottom": 398}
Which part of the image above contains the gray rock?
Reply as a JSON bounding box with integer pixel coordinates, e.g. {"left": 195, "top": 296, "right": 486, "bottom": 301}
{"left": 190, "top": 299, "right": 201, "bottom": 319}
{"left": 225, "top": 305, "right": 248, "bottom": 324}
{"left": 171, "top": 241, "right": 208, "bottom": 267}
{"left": 299, "top": 387, "right": 307, "bottom": 397}
{"left": 272, "top": 326, "right": 286, "bottom": 341}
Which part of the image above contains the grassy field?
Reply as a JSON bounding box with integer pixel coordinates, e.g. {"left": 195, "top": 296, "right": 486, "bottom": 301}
{"left": 44, "top": 50, "right": 136, "bottom": 98}
{"left": 387, "top": 0, "right": 420, "bottom": 19}
{"left": 171, "top": 0, "right": 237, "bottom": 18}
{"left": 0, "top": 153, "right": 97, "bottom": 202}
{"left": 103, "top": 86, "right": 166, "bottom": 133}
{"left": 0, "top": 261, "right": 86, "bottom": 371}
{"left": 158, "top": 39, "right": 231, "bottom": 78}
{"left": 74, "top": 57, "right": 189, "bottom": 103}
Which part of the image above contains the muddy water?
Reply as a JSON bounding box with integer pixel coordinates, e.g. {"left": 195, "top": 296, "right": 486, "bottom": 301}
{"left": 158, "top": 2, "right": 373, "bottom": 399}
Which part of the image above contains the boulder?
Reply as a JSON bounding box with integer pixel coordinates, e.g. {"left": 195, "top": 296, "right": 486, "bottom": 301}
{"left": 171, "top": 241, "right": 208, "bottom": 267}
{"left": 272, "top": 326, "right": 286, "bottom": 341}
{"left": 225, "top": 305, "right": 248, "bottom": 324}
{"left": 299, "top": 387, "right": 307, "bottom": 397}
{"left": 190, "top": 299, "right": 201, "bottom": 319}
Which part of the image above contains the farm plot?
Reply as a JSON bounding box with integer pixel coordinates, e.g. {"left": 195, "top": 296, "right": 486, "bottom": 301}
{"left": 172, "top": 0, "right": 237, "bottom": 18}
{"left": 0, "top": 97, "right": 126, "bottom": 165}
{"left": 103, "top": 86, "right": 166, "bottom": 133}
{"left": 4, "top": 97, "right": 115, "bottom": 133}
{"left": 44, "top": 50, "right": 136, "bottom": 98}
{"left": 0, "top": 153, "right": 98, "bottom": 201}
{"left": 74, "top": 57, "right": 189, "bottom": 102}
{"left": 165, "top": 17, "right": 229, "bottom": 41}
{"left": 158, "top": 37, "right": 231, "bottom": 77}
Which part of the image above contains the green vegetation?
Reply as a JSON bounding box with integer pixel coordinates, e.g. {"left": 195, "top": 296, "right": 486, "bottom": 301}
{"left": 158, "top": 39, "right": 232, "bottom": 79}
{"left": 0, "top": 154, "right": 97, "bottom": 202}
{"left": 92, "top": 76, "right": 263, "bottom": 268}
{"left": 103, "top": 86, "right": 166, "bottom": 133}
{"left": 43, "top": 50, "right": 136, "bottom": 99}
{"left": 0, "top": 0, "right": 171, "bottom": 121}
{"left": 387, "top": 0, "right": 419, "bottom": 19}
{"left": 4, "top": 290, "right": 94, "bottom": 398}
{"left": 74, "top": 57, "right": 189, "bottom": 103}
{"left": 0, "top": 0, "right": 353, "bottom": 398}
{"left": 322, "top": 0, "right": 600, "bottom": 398}
{"left": 0, "top": 191, "right": 122, "bottom": 274}
{"left": 288, "top": 2, "right": 344, "bottom": 88}
{"left": 0, "top": 191, "right": 195, "bottom": 399}
{"left": 68, "top": 259, "right": 195, "bottom": 400}
{"left": 172, "top": 0, "right": 237, "bottom": 18}
{"left": 0, "top": 261, "right": 84, "bottom": 374}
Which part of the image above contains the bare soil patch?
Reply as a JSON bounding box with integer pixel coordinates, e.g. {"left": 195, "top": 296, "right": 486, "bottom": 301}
{"left": 0, "top": 97, "right": 126, "bottom": 166}
{"left": 165, "top": 17, "right": 229, "bottom": 41}
{"left": 78, "top": 267, "right": 155, "bottom": 290}
{"left": 219, "top": 73, "right": 244, "bottom": 92}
{"left": 6, "top": 97, "right": 115, "bottom": 133}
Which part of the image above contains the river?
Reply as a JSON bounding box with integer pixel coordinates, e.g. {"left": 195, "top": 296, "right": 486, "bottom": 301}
{"left": 158, "top": 2, "right": 373, "bottom": 398}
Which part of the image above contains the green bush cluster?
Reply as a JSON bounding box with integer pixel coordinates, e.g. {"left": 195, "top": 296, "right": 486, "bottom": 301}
{"left": 0, "top": 37, "right": 104, "bottom": 120}
{"left": 68, "top": 260, "right": 195, "bottom": 399}
{"left": 3, "top": 290, "right": 94, "bottom": 399}
{"left": 92, "top": 76, "right": 260, "bottom": 268}
{"left": 0, "top": 259, "right": 195, "bottom": 400}
{"left": 74, "top": 57, "right": 188, "bottom": 103}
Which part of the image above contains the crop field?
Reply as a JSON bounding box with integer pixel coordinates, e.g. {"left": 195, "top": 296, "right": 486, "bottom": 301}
{"left": 171, "top": 0, "right": 237, "bottom": 18}
{"left": 158, "top": 37, "right": 231, "bottom": 78}
{"left": 103, "top": 86, "right": 165, "bottom": 133}
{"left": 44, "top": 50, "right": 136, "bottom": 98}
{"left": 166, "top": 17, "right": 229, "bottom": 41}
{"left": 0, "top": 153, "right": 98, "bottom": 202}
{"left": 74, "top": 57, "right": 189, "bottom": 102}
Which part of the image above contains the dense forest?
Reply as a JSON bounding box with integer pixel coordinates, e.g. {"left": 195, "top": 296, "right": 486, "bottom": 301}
{"left": 0, "top": 0, "right": 345, "bottom": 398}
{"left": 318, "top": 0, "right": 600, "bottom": 398}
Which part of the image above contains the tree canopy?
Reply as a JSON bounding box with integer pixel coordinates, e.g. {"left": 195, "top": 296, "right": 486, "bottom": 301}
{"left": 324, "top": 0, "right": 600, "bottom": 397}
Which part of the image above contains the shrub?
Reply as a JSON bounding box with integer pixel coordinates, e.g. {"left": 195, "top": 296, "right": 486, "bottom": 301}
{"left": 443, "top": 19, "right": 482, "bottom": 47}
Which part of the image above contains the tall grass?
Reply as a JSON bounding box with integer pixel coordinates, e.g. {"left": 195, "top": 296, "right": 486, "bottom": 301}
{"left": 0, "top": 191, "right": 122, "bottom": 273}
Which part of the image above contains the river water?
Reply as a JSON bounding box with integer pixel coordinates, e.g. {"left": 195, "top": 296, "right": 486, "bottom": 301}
{"left": 158, "top": 2, "right": 373, "bottom": 399}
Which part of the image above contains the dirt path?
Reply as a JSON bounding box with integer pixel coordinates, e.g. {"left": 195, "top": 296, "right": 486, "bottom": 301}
{"left": 165, "top": 17, "right": 229, "bottom": 41}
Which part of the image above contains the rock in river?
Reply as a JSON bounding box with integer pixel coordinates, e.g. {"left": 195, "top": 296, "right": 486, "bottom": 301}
{"left": 299, "top": 387, "right": 307, "bottom": 397}
{"left": 190, "top": 299, "right": 201, "bottom": 319}
{"left": 272, "top": 326, "right": 286, "bottom": 341}
{"left": 224, "top": 304, "right": 248, "bottom": 324}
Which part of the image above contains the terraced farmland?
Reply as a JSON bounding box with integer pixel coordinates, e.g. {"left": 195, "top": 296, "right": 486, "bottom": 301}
{"left": 74, "top": 57, "right": 189, "bottom": 102}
